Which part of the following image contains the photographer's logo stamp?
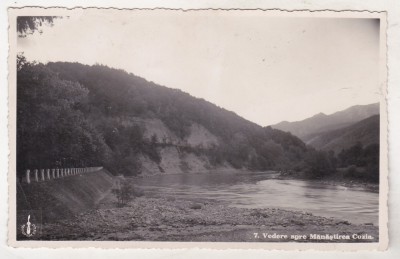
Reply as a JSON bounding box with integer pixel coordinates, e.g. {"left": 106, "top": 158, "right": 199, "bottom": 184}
{"left": 21, "top": 215, "right": 37, "bottom": 237}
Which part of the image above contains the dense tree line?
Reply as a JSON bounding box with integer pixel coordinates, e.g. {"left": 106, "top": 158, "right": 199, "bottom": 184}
{"left": 290, "top": 142, "right": 379, "bottom": 183}
{"left": 337, "top": 142, "right": 379, "bottom": 182}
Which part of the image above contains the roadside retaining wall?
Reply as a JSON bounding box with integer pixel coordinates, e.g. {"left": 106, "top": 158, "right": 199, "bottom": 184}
{"left": 17, "top": 168, "right": 114, "bottom": 222}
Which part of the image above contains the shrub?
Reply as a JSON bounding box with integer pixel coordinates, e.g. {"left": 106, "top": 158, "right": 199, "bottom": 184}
{"left": 112, "top": 180, "right": 138, "bottom": 207}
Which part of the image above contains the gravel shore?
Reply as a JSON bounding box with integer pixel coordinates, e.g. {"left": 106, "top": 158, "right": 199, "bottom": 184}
{"left": 38, "top": 194, "right": 378, "bottom": 242}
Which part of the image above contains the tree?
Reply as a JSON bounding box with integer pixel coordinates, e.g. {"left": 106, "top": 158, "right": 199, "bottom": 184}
{"left": 338, "top": 142, "right": 364, "bottom": 167}
{"left": 302, "top": 149, "right": 336, "bottom": 179}
{"left": 17, "top": 57, "right": 111, "bottom": 174}
{"left": 17, "top": 16, "right": 60, "bottom": 37}
{"left": 363, "top": 144, "right": 379, "bottom": 182}
{"left": 112, "top": 180, "right": 136, "bottom": 207}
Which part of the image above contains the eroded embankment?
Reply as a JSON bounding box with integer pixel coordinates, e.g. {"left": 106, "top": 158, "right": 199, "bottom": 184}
{"left": 17, "top": 169, "right": 115, "bottom": 222}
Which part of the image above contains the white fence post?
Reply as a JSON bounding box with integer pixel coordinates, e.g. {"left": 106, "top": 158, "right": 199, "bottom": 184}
{"left": 40, "top": 169, "right": 45, "bottom": 181}
{"left": 24, "top": 166, "right": 103, "bottom": 184}
{"left": 34, "top": 169, "right": 39, "bottom": 182}
{"left": 26, "top": 170, "right": 31, "bottom": 184}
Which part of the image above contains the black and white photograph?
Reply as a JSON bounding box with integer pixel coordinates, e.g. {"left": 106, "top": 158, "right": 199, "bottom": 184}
{"left": 8, "top": 8, "right": 387, "bottom": 249}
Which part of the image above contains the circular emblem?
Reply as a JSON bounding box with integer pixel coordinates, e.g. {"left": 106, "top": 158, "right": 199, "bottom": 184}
{"left": 21, "top": 215, "right": 37, "bottom": 237}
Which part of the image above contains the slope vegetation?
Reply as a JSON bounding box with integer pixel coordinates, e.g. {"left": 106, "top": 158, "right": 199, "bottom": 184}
{"left": 306, "top": 115, "right": 379, "bottom": 153}
{"left": 17, "top": 60, "right": 308, "bottom": 176}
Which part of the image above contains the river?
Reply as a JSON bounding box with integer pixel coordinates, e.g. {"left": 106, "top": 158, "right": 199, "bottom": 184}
{"left": 134, "top": 171, "right": 379, "bottom": 225}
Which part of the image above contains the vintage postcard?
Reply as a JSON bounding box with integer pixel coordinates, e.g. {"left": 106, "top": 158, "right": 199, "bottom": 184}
{"left": 8, "top": 7, "right": 388, "bottom": 250}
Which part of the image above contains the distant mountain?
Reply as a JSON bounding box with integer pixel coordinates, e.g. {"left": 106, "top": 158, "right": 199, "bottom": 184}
{"left": 271, "top": 103, "right": 379, "bottom": 141}
{"left": 306, "top": 115, "right": 379, "bottom": 153}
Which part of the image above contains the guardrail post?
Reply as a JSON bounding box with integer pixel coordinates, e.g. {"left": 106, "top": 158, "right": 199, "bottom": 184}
{"left": 34, "top": 169, "right": 39, "bottom": 182}
{"left": 46, "top": 169, "right": 51, "bottom": 180}
{"left": 40, "top": 169, "right": 45, "bottom": 181}
{"left": 56, "top": 169, "right": 60, "bottom": 178}
{"left": 26, "top": 170, "right": 31, "bottom": 184}
{"left": 52, "top": 169, "right": 55, "bottom": 179}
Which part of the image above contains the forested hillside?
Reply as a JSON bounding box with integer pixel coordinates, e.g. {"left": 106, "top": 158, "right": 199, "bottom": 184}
{"left": 17, "top": 58, "right": 311, "bottom": 176}
{"left": 306, "top": 115, "right": 379, "bottom": 153}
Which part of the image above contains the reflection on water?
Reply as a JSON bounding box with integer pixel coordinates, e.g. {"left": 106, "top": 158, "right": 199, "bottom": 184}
{"left": 134, "top": 171, "right": 378, "bottom": 225}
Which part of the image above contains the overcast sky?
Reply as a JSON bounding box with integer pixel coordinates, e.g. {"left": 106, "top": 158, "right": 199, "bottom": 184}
{"left": 17, "top": 10, "right": 381, "bottom": 126}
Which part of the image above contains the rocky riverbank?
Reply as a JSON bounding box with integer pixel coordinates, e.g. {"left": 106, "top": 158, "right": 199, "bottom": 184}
{"left": 38, "top": 195, "right": 378, "bottom": 242}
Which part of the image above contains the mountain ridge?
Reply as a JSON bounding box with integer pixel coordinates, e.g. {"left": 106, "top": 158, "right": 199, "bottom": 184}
{"left": 271, "top": 103, "right": 379, "bottom": 141}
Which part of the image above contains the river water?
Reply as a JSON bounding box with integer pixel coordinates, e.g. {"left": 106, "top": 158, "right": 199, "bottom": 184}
{"left": 135, "top": 171, "right": 379, "bottom": 225}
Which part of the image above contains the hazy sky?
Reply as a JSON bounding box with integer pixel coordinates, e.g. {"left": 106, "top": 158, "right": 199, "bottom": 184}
{"left": 17, "top": 10, "right": 381, "bottom": 126}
